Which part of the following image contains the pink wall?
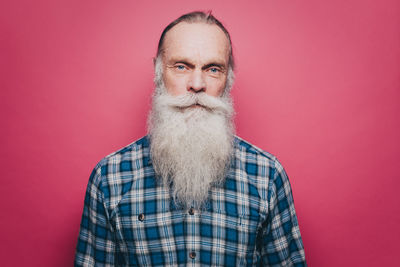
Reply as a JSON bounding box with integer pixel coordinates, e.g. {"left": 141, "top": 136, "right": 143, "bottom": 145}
{"left": 1, "top": 0, "right": 399, "bottom": 266}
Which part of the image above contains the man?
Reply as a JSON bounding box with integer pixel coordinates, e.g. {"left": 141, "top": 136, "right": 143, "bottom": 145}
{"left": 75, "top": 11, "right": 306, "bottom": 266}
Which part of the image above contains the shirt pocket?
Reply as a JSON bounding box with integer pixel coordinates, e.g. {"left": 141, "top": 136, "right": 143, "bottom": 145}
{"left": 199, "top": 207, "right": 260, "bottom": 265}
{"left": 115, "top": 199, "right": 185, "bottom": 259}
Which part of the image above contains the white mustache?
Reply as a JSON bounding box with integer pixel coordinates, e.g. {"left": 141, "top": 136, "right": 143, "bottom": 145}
{"left": 154, "top": 92, "right": 233, "bottom": 114}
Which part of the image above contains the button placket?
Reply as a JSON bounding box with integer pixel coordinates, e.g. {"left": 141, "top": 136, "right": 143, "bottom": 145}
{"left": 185, "top": 206, "right": 198, "bottom": 263}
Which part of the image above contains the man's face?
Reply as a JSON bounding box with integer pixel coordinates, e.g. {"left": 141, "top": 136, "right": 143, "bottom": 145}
{"left": 161, "top": 22, "right": 230, "bottom": 98}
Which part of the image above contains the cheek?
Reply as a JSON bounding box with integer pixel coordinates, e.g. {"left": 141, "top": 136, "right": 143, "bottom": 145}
{"left": 205, "top": 78, "right": 226, "bottom": 96}
{"left": 164, "top": 73, "right": 188, "bottom": 95}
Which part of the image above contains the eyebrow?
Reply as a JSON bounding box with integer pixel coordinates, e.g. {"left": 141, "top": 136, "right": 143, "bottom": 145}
{"left": 202, "top": 62, "right": 226, "bottom": 70}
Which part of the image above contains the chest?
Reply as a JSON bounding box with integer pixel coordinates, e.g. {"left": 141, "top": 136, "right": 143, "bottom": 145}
{"left": 110, "top": 177, "right": 264, "bottom": 266}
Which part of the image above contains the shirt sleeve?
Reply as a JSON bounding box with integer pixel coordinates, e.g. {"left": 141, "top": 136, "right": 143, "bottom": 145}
{"left": 260, "top": 159, "right": 307, "bottom": 266}
{"left": 75, "top": 165, "right": 118, "bottom": 267}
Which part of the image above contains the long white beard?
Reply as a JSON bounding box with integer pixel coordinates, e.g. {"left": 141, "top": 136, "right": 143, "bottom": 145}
{"left": 148, "top": 89, "right": 235, "bottom": 209}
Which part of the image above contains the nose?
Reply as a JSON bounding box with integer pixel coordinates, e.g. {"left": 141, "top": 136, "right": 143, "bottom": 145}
{"left": 188, "top": 70, "right": 206, "bottom": 93}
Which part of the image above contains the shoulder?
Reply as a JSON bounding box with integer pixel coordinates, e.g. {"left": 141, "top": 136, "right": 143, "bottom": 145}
{"left": 233, "top": 135, "right": 281, "bottom": 170}
{"left": 99, "top": 135, "right": 150, "bottom": 169}
{"left": 88, "top": 136, "right": 151, "bottom": 209}
{"left": 93, "top": 135, "right": 150, "bottom": 177}
{"left": 233, "top": 136, "right": 288, "bottom": 201}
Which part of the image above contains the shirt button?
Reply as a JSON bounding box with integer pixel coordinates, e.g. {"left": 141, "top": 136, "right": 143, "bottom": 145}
{"left": 138, "top": 213, "right": 145, "bottom": 221}
{"left": 188, "top": 207, "right": 195, "bottom": 215}
{"left": 189, "top": 251, "right": 196, "bottom": 259}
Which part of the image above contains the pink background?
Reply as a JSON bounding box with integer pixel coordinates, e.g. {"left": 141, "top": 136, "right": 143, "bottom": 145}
{"left": 1, "top": 0, "right": 399, "bottom": 266}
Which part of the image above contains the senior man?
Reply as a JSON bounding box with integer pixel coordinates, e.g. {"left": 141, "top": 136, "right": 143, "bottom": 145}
{"left": 75, "top": 11, "right": 307, "bottom": 266}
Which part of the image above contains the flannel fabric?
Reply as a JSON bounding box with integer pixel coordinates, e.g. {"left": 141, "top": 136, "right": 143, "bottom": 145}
{"left": 75, "top": 136, "right": 306, "bottom": 266}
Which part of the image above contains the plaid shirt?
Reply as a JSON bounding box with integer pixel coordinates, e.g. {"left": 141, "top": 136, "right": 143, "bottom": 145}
{"left": 75, "top": 136, "right": 306, "bottom": 266}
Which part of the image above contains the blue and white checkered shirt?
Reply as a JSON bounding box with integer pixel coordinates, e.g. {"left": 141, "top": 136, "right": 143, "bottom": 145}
{"left": 75, "top": 136, "right": 306, "bottom": 266}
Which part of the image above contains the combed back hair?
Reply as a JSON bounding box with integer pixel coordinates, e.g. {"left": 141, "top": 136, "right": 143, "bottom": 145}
{"left": 156, "top": 11, "right": 235, "bottom": 70}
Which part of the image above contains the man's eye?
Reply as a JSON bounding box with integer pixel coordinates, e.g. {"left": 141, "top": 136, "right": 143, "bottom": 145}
{"left": 209, "top": 67, "right": 219, "bottom": 73}
{"left": 176, "top": 65, "right": 185, "bottom": 70}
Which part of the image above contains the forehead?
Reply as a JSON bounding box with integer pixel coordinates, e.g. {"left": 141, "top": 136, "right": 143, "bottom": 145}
{"left": 162, "top": 22, "right": 230, "bottom": 64}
